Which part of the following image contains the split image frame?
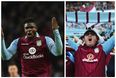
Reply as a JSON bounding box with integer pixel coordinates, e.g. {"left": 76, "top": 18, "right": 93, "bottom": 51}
{"left": 1, "top": 1, "right": 115, "bottom": 77}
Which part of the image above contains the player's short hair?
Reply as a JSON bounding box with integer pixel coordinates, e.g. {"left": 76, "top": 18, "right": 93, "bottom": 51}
{"left": 23, "top": 17, "right": 37, "bottom": 26}
{"left": 8, "top": 62, "right": 17, "bottom": 66}
{"left": 84, "top": 29, "right": 99, "bottom": 40}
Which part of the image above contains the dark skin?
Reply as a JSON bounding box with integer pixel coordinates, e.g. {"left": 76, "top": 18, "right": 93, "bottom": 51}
{"left": 2, "top": 17, "right": 59, "bottom": 40}
{"left": 24, "top": 22, "right": 37, "bottom": 40}
{"left": 24, "top": 17, "right": 59, "bottom": 40}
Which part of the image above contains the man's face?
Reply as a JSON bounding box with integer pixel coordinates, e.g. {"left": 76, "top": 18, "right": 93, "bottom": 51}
{"left": 84, "top": 32, "right": 98, "bottom": 47}
{"left": 8, "top": 65, "right": 18, "bottom": 76}
{"left": 24, "top": 22, "right": 37, "bottom": 38}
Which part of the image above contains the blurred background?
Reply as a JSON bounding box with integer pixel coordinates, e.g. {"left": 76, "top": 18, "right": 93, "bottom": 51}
{"left": 66, "top": 1, "right": 114, "bottom": 12}
{"left": 2, "top": 2, "right": 64, "bottom": 77}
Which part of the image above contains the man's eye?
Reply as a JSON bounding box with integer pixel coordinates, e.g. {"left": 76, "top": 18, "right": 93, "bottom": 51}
{"left": 25, "top": 27, "right": 34, "bottom": 29}
{"left": 30, "top": 26, "right": 34, "bottom": 28}
{"left": 25, "top": 27, "right": 29, "bottom": 29}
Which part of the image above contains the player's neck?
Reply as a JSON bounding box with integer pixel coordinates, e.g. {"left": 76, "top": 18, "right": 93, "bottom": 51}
{"left": 27, "top": 36, "right": 36, "bottom": 41}
{"left": 10, "top": 73, "right": 19, "bottom": 77}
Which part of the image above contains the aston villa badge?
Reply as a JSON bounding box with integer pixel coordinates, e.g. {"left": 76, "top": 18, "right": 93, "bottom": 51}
{"left": 37, "top": 40, "right": 42, "bottom": 46}
{"left": 94, "top": 48, "right": 99, "bottom": 53}
{"left": 29, "top": 47, "right": 36, "bottom": 55}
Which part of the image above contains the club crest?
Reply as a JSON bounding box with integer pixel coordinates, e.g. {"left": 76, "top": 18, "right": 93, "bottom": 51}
{"left": 94, "top": 48, "right": 99, "bottom": 53}
{"left": 36, "top": 40, "right": 42, "bottom": 46}
{"left": 28, "top": 47, "right": 36, "bottom": 55}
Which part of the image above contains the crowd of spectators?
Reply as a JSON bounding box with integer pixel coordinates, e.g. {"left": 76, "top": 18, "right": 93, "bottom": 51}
{"left": 66, "top": 22, "right": 115, "bottom": 40}
{"left": 66, "top": 1, "right": 114, "bottom": 11}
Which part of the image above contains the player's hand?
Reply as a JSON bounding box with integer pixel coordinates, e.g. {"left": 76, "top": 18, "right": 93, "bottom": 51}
{"left": 73, "top": 35, "right": 78, "bottom": 43}
{"left": 52, "top": 17, "right": 59, "bottom": 30}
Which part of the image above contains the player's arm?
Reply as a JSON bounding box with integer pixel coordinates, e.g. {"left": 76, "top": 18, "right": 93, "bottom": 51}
{"left": 1, "top": 29, "right": 18, "bottom": 60}
{"left": 2, "top": 38, "right": 19, "bottom": 60}
{"left": 45, "top": 17, "right": 63, "bottom": 56}
{"left": 93, "top": 28, "right": 105, "bottom": 44}
{"left": 67, "top": 51, "right": 74, "bottom": 63}
{"left": 67, "top": 37, "right": 79, "bottom": 51}
{"left": 101, "top": 35, "right": 115, "bottom": 55}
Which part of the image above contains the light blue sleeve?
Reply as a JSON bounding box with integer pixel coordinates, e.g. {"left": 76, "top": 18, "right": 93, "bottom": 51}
{"left": 67, "top": 38, "right": 79, "bottom": 51}
{"left": 101, "top": 36, "right": 115, "bottom": 55}
{"left": 1, "top": 38, "right": 19, "bottom": 60}
{"left": 45, "top": 29, "right": 63, "bottom": 56}
{"left": 67, "top": 51, "right": 74, "bottom": 63}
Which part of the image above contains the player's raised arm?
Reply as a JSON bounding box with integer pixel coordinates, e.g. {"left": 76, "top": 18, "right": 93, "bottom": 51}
{"left": 45, "top": 17, "right": 63, "bottom": 56}
{"left": 1, "top": 28, "right": 18, "bottom": 60}
{"left": 66, "top": 36, "right": 79, "bottom": 51}
{"left": 101, "top": 35, "right": 115, "bottom": 55}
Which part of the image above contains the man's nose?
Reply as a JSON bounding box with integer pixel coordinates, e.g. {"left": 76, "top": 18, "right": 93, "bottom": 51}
{"left": 27, "top": 28, "right": 32, "bottom": 31}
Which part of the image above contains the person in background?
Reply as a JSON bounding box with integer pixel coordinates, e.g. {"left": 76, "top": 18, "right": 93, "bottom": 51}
{"left": 8, "top": 62, "right": 20, "bottom": 77}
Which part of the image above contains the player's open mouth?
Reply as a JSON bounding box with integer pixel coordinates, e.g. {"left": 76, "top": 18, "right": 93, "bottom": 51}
{"left": 88, "top": 38, "right": 92, "bottom": 41}
{"left": 27, "top": 32, "right": 32, "bottom": 36}
{"left": 28, "top": 33, "right": 31, "bottom": 35}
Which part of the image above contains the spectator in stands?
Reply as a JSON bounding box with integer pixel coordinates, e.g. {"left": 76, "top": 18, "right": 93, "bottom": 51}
{"left": 67, "top": 29, "right": 114, "bottom": 77}
{"left": 8, "top": 62, "right": 20, "bottom": 77}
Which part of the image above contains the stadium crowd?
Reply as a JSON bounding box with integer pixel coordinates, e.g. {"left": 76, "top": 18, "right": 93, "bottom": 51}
{"left": 66, "top": 1, "right": 114, "bottom": 11}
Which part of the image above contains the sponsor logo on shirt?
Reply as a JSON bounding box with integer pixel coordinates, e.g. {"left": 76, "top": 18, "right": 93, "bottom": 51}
{"left": 82, "top": 53, "right": 98, "bottom": 62}
{"left": 23, "top": 53, "right": 44, "bottom": 59}
{"left": 28, "top": 47, "right": 36, "bottom": 55}
{"left": 23, "top": 47, "right": 44, "bottom": 59}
